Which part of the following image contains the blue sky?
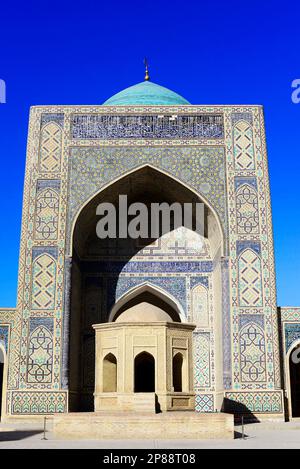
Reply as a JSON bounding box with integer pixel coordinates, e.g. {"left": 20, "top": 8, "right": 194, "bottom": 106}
{"left": 0, "top": 0, "right": 299, "bottom": 306}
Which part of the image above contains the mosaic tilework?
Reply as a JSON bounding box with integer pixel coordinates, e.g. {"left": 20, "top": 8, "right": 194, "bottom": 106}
{"left": 0, "top": 325, "right": 9, "bottom": 353}
{"left": 284, "top": 323, "right": 300, "bottom": 353}
{"left": 10, "top": 391, "right": 67, "bottom": 414}
{"left": 238, "top": 249, "right": 263, "bottom": 307}
{"left": 27, "top": 325, "right": 53, "bottom": 383}
{"left": 0, "top": 103, "right": 283, "bottom": 416}
{"left": 235, "top": 180, "right": 259, "bottom": 234}
{"left": 0, "top": 309, "right": 17, "bottom": 389}
{"left": 227, "top": 107, "right": 280, "bottom": 392}
{"left": 240, "top": 322, "right": 266, "bottom": 382}
{"left": 278, "top": 307, "right": 300, "bottom": 354}
{"left": 194, "top": 333, "right": 211, "bottom": 388}
{"left": 113, "top": 276, "right": 187, "bottom": 315}
{"left": 191, "top": 284, "right": 209, "bottom": 327}
{"left": 39, "top": 121, "right": 62, "bottom": 172}
{"left": 72, "top": 114, "right": 224, "bottom": 139}
{"left": 67, "top": 146, "right": 227, "bottom": 249}
{"left": 41, "top": 113, "right": 64, "bottom": 127}
{"left": 195, "top": 393, "right": 214, "bottom": 412}
{"left": 34, "top": 187, "right": 60, "bottom": 240}
{"left": 82, "top": 260, "right": 213, "bottom": 274}
{"left": 231, "top": 112, "right": 253, "bottom": 125}
{"left": 221, "top": 258, "right": 232, "bottom": 389}
{"left": 233, "top": 120, "right": 255, "bottom": 170}
{"left": 280, "top": 307, "right": 300, "bottom": 322}
{"left": 224, "top": 391, "right": 283, "bottom": 413}
{"left": 31, "top": 254, "right": 57, "bottom": 309}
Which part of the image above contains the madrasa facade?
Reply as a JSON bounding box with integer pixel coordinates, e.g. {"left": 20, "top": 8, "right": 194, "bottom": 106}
{"left": 0, "top": 74, "right": 300, "bottom": 423}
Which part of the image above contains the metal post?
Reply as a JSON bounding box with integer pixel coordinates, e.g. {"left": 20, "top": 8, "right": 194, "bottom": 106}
{"left": 42, "top": 416, "right": 47, "bottom": 440}
{"left": 241, "top": 416, "right": 245, "bottom": 440}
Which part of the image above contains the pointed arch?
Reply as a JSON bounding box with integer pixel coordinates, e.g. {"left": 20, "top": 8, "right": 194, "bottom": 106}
{"left": 103, "top": 353, "right": 117, "bottom": 392}
{"left": 69, "top": 163, "right": 224, "bottom": 256}
{"left": 134, "top": 351, "right": 155, "bottom": 392}
{"left": 108, "top": 282, "right": 184, "bottom": 322}
{"left": 173, "top": 352, "right": 184, "bottom": 392}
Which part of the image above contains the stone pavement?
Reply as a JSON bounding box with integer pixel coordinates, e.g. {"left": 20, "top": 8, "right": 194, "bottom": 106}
{"left": 1, "top": 420, "right": 300, "bottom": 449}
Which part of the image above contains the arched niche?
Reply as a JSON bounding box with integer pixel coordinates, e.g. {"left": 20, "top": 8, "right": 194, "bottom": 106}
{"left": 173, "top": 352, "right": 184, "bottom": 392}
{"left": 68, "top": 165, "right": 223, "bottom": 412}
{"left": 103, "top": 353, "right": 117, "bottom": 392}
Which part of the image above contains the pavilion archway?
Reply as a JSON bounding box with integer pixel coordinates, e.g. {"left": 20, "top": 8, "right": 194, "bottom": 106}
{"left": 134, "top": 352, "right": 155, "bottom": 393}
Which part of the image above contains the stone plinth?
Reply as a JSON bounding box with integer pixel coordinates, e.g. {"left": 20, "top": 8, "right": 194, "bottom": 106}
{"left": 96, "top": 393, "right": 156, "bottom": 413}
{"left": 53, "top": 411, "right": 234, "bottom": 440}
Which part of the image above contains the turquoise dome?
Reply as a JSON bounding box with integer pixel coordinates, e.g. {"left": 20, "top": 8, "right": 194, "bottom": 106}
{"left": 103, "top": 81, "right": 190, "bottom": 105}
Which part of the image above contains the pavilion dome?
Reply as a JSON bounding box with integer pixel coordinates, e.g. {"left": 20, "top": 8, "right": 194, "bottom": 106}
{"left": 115, "top": 302, "right": 174, "bottom": 323}
{"left": 102, "top": 80, "right": 190, "bottom": 106}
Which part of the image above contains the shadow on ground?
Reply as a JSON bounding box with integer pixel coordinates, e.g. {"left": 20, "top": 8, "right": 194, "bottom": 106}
{"left": 0, "top": 430, "right": 42, "bottom": 441}
{"left": 234, "top": 430, "right": 249, "bottom": 439}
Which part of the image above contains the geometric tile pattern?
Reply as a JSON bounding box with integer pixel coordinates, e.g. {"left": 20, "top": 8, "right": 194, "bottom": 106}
{"left": 194, "top": 333, "right": 211, "bottom": 388}
{"left": 236, "top": 183, "right": 259, "bottom": 234}
{"left": 0, "top": 325, "right": 9, "bottom": 353}
{"left": 191, "top": 284, "right": 209, "bottom": 328}
{"left": 284, "top": 323, "right": 300, "bottom": 353}
{"left": 31, "top": 254, "right": 56, "bottom": 309}
{"left": 240, "top": 323, "right": 266, "bottom": 382}
{"left": 10, "top": 391, "right": 67, "bottom": 414}
{"left": 0, "top": 102, "right": 285, "bottom": 416}
{"left": 0, "top": 309, "right": 17, "bottom": 390}
{"left": 35, "top": 188, "right": 59, "bottom": 240}
{"left": 224, "top": 391, "right": 283, "bottom": 413}
{"left": 281, "top": 307, "right": 300, "bottom": 322}
{"left": 27, "top": 325, "right": 53, "bottom": 383}
{"left": 195, "top": 394, "right": 214, "bottom": 412}
{"left": 238, "top": 249, "right": 263, "bottom": 307}
{"left": 233, "top": 120, "right": 255, "bottom": 170}
{"left": 39, "top": 122, "right": 62, "bottom": 172}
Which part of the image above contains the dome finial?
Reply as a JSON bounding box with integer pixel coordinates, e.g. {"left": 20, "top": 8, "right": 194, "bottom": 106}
{"left": 144, "top": 57, "right": 150, "bottom": 81}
